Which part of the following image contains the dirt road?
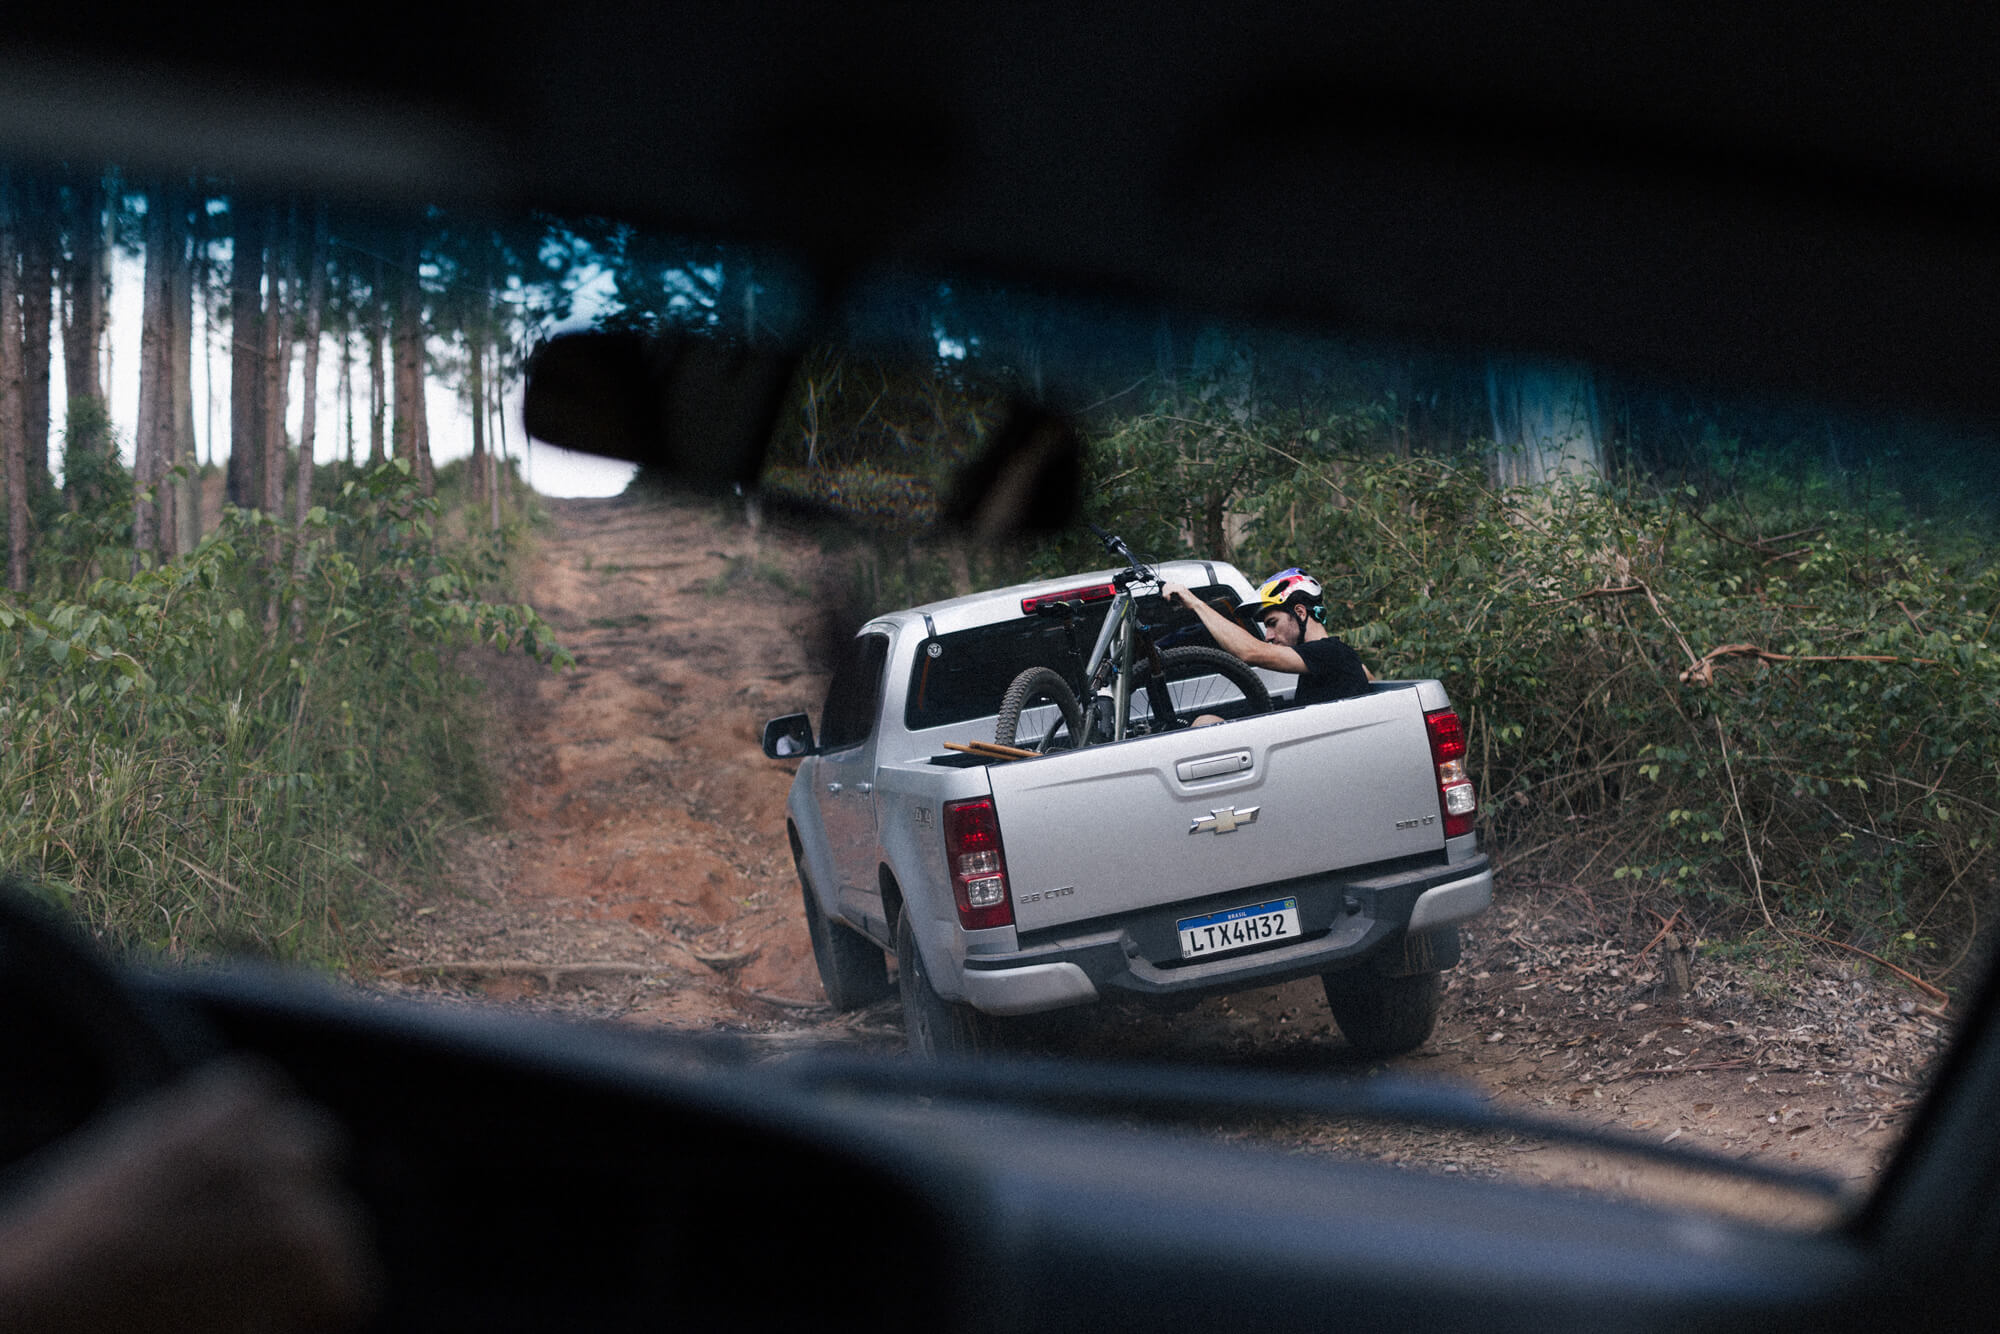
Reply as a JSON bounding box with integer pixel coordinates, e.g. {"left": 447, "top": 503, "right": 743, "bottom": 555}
{"left": 380, "top": 491, "right": 1951, "bottom": 1220}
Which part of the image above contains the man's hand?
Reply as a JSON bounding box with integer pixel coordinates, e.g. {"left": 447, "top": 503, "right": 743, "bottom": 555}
{"left": 1161, "top": 582, "right": 1303, "bottom": 675}
{"left": 0, "top": 1058, "right": 381, "bottom": 1334}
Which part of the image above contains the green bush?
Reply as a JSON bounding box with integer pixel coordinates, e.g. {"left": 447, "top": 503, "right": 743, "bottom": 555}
{"left": 0, "top": 462, "right": 568, "bottom": 965}
{"left": 1177, "top": 444, "right": 1997, "bottom": 965}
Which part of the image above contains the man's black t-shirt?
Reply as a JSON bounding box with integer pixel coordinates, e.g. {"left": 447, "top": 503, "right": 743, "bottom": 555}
{"left": 1292, "top": 637, "right": 1371, "bottom": 706}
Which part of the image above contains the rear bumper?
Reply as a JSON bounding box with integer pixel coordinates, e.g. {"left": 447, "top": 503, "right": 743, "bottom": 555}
{"left": 957, "top": 855, "right": 1491, "bottom": 1016}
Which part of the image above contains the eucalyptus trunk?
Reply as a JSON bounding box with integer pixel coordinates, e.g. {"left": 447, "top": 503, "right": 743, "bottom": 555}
{"left": 294, "top": 208, "right": 326, "bottom": 532}
{"left": 228, "top": 201, "right": 266, "bottom": 508}
{"left": 368, "top": 311, "right": 386, "bottom": 467}
{"left": 392, "top": 231, "right": 431, "bottom": 494}
{"left": 368, "top": 256, "right": 386, "bottom": 468}
{"left": 1485, "top": 361, "right": 1605, "bottom": 488}
{"left": 133, "top": 185, "right": 174, "bottom": 555}
{"left": 19, "top": 173, "right": 53, "bottom": 501}
{"left": 60, "top": 171, "right": 109, "bottom": 510}
{"left": 289, "top": 208, "right": 326, "bottom": 632}
{"left": 1, "top": 171, "right": 28, "bottom": 591}
{"left": 485, "top": 342, "right": 501, "bottom": 531}
{"left": 170, "top": 226, "right": 198, "bottom": 553}
{"left": 261, "top": 203, "right": 289, "bottom": 526}
{"left": 339, "top": 327, "right": 355, "bottom": 475}
{"left": 468, "top": 330, "right": 487, "bottom": 506}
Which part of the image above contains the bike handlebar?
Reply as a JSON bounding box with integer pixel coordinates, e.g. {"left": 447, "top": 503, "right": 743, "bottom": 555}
{"left": 1087, "top": 523, "right": 1152, "bottom": 581}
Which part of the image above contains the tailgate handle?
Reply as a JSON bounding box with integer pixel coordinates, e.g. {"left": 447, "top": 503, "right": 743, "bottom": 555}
{"left": 1176, "top": 750, "right": 1252, "bottom": 782}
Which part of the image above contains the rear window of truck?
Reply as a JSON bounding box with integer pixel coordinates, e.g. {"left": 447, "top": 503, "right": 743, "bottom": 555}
{"left": 904, "top": 584, "right": 1248, "bottom": 732}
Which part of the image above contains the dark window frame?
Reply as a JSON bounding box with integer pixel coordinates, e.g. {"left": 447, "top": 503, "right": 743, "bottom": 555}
{"left": 820, "top": 632, "right": 891, "bottom": 752}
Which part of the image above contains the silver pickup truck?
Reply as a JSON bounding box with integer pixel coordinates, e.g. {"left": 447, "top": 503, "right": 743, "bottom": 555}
{"left": 762, "top": 558, "right": 1493, "bottom": 1058}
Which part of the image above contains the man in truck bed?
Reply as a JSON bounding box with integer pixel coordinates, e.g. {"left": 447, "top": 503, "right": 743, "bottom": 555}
{"left": 1164, "top": 568, "right": 1372, "bottom": 706}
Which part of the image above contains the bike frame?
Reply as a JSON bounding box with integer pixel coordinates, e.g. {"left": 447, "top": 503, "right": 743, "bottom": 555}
{"left": 1078, "top": 575, "right": 1161, "bottom": 743}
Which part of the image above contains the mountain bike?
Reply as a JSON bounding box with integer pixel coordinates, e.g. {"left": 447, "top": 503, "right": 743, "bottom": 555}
{"left": 994, "top": 526, "right": 1273, "bottom": 751}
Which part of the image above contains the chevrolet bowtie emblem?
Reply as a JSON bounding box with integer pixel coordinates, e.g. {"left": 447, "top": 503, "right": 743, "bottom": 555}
{"left": 1189, "top": 805, "right": 1260, "bottom": 835}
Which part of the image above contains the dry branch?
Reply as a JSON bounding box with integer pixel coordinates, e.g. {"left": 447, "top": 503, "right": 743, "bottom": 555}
{"left": 1686, "top": 506, "right": 1820, "bottom": 562}
{"left": 1635, "top": 909, "right": 1682, "bottom": 960}
{"left": 1528, "top": 584, "right": 1645, "bottom": 609}
{"left": 382, "top": 960, "right": 667, "bottom": 989}
{"left": 1679, "top": 642, "right": 1940, "bottom": 687}
{"left": 1793, "top": 932, "right": 1950, "bottom": 1005}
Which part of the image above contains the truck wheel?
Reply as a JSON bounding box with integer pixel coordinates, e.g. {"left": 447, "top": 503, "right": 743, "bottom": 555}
{"left": 996, "top": 667, "right": 1085, "bottom": 751}
{"left": 897, "top": 910, "right": 995, "bottom": 1059}
{"left": 798, "top": 865, "right": 892, "bottom": 1012}
{"left": 1321, "top": 969, "right": 1442, "bottom": 1057}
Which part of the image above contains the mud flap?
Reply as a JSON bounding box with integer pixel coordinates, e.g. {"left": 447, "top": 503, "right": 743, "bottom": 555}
{"left": 1376, "top": 925, "right": 1461, "bottom": 977}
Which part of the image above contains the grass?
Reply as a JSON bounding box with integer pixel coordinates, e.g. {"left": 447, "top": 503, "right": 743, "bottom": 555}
{"left": 0, "top": 461, "right": 568, "bottom": 966}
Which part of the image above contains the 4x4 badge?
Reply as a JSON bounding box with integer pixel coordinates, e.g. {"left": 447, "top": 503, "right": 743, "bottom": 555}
{"left": 1189, "top": 805, "right": 1260, "bottom": 835}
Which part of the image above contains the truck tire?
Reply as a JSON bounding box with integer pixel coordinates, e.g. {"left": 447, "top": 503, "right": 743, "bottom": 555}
{"left": 1321, "top": 968, "right": 1443, "bottom": 1057}
{"left": 996, "top": 667, "right": 1085, "bottom": 751}
{"left": 797, "top": 864, "right": 892, "bottom": 1012}
{"left": 1127, "top": 646, "right": 1273, "bottom": 732}
{"left": 897, "top": 909, "right": 996, "bottom": 1059}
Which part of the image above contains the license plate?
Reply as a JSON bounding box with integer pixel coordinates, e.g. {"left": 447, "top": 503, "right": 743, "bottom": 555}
{"left": 1176, "top": 897, "right": 1301, "bottom": 958}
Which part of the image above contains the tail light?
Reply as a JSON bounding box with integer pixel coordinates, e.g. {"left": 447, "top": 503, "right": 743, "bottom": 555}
{"left": 943, "top": 796, "right": 1014, "bottom": 929}
{"left": 1021, "top": 583, "right": 1117, "bottom": 614}
{"left": 1424, "top": 708, "right": 1478, "bottom": 839}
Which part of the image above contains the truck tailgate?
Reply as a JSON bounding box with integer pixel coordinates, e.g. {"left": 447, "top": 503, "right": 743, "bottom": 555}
{"left": 989, "top": 690, "right": 1445, "bottom": 932}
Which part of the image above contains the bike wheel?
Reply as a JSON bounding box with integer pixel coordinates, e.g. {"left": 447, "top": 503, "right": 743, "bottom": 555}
{"left": 1124, "top": 646, "right": 1273, "bottom": 733}
{"left": 996, "top": 667, "right": 1087, "bottom": 751}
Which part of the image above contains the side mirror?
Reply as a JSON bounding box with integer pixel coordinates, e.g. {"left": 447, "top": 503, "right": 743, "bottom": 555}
{"left": 762, "top": 713, "right": 816, "bottom": 759}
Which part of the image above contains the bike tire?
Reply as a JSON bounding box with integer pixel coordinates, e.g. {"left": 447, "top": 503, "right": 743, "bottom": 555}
{"left": 996, "top": 667, "right": 1086, "bottom": 751}
{"left": 1125, "top": 646, "right": 1273, "bottom": 733}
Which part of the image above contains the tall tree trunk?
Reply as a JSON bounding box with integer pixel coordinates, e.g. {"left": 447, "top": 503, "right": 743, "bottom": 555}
{"left": 392, "top": 230, "right": 432, "bottom": 495}
{"left": 60, "top": 170, "right": 109, "bottom": 511}
{"left": 368, "top": 257, "right": 386, "bottom": 468}
{"left": 468, "top": 330, "right": 487, "bottom": 506}
{"left": 367, "top": 316, "right": 386, "bottom": 468}
{"left": 200, "top": 238, "right": 214, "bottom": 468}
{"left": 414, "top": 364, "right": 431, "bottom": 494}
{"left": 390, "top": 272, "right": 412, "bottom": 470}
{"left": 485, "top": 343, "right": 501, "bottom": 531}
{"left": 339, "top": 326, "right": 355, "bottom": 476}
{"left": 493, "top": 348, "right": 514, "bottom": 502}
{"left": 261, "top": 204, "right": 289, "bottom": 523}
{"left": 1485, "top": 360, "right": 1605, "bottom": 489}
{"left": 134, "top": 184, "right": 173, "bottom": 556}
{"left": 19, "top": 173, "right": 53, "bottom": 503}
{"left": 289, "top": 207, "right": 326, "bottom": 632}
{"left": 170, "top": 199, "right": 197, "bottom": 554}
{"left": 228, "top": 201, "right": 265, "bottom": 508}
{"left": 295, "top": 207, "right": 325, "bottom": 532}
{"left": 1, "top": 171, "right": 28, "bottom": 591}
{"left": 261, "top": 205, "right": 288, "bottom": 630}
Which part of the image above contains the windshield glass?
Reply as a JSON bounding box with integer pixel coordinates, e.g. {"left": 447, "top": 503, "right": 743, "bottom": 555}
{"left": 0, "top": 165, "right": 1985, "bottom": 1233}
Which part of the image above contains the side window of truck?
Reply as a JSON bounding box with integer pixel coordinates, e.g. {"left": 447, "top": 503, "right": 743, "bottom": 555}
{"left": 820, "top": 633, "right": 891, "bottom": 752}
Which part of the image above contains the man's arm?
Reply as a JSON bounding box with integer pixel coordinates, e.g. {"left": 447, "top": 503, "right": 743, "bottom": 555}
{"left": 1161, "top": 583, "right": 1305, "bottom": 674}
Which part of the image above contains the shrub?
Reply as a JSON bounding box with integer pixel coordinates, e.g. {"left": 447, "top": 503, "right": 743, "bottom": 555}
{"left": 1226, "top": 448, "right": 1999, "bottom": 965}
{"left": 0, "top": 462, "right": 568, "bottom": 964}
